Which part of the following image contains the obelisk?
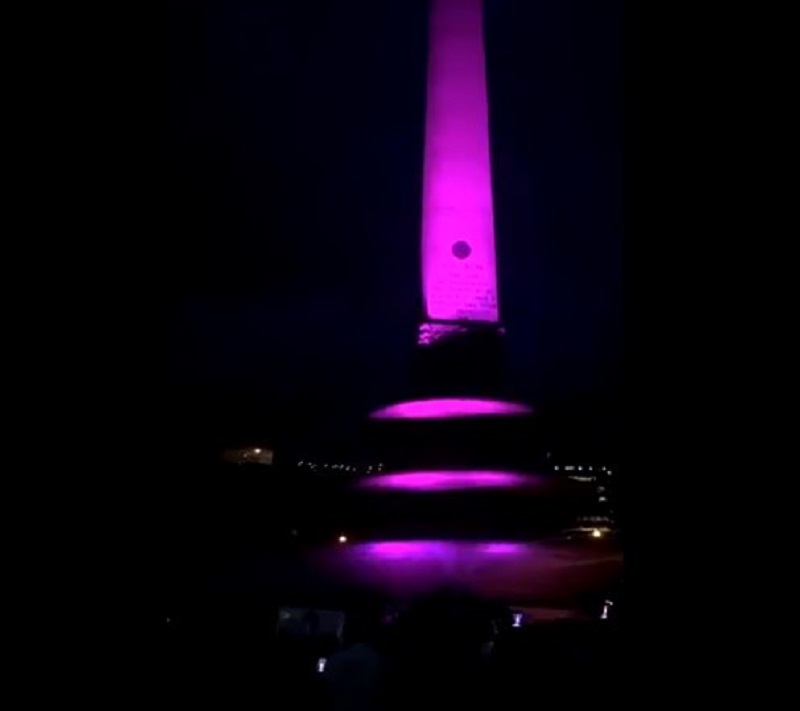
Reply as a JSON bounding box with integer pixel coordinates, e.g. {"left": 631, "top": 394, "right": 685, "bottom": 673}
{"left": 420, "top": 0, "right": 498, "bottom": 342}
{"left": 374, "top": 0, "right": 525, "bottom": 413}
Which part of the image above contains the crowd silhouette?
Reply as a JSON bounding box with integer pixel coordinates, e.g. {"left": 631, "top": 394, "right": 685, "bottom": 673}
{"left": 163, "top": 589, "right": 619, "bottom": 710}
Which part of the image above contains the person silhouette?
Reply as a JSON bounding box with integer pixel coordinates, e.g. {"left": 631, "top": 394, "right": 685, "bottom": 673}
{"left": 323, "top": 614, "right": 383, "bottom": 711}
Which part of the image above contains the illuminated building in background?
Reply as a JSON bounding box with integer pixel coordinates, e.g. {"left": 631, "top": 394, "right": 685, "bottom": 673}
{"left": 221, "top": 446, "right": 274, "bottom": 466}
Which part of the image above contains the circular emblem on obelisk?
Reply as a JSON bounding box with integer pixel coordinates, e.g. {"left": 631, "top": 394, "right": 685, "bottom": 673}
{"left": 452, "top": 240, "right": 472, "bottom": 259}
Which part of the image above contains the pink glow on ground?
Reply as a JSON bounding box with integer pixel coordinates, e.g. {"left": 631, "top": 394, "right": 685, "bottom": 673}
{"left": 358, "top": 471, "right": 539, "bottom": 491}
{"left": 422, "top": 0, "right": 498, "bottom": 322}
{"left": 311, "top": 540, "right": 623, "bottom": 603}
{"left": 370, "top": 398, "right": 532, "bottom": 420}
{"left": 356, "top": 541, "right": 529, "bottom": 559}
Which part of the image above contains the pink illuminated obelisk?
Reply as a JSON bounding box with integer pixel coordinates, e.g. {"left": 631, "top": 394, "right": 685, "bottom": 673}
{"left": 421, "top": 0, "right": 498, "bottom": 327}
{"left": 372, "top": 0, "right": 531, "bottom": 417}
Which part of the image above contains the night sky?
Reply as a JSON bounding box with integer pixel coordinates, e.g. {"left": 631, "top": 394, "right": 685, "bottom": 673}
{"left": 163, "top": 0, "right": 622, "bottom": 450}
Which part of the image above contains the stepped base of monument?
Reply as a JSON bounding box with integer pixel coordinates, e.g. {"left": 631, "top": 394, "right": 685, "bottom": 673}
{"left": 364, "top": 410, "right": 543, "bottom": 472}
{"left": 370, "top": 396, "right": 531, "bottom": 420}
{"left": 323, "top": 474, "right": 599, "bottom": 545}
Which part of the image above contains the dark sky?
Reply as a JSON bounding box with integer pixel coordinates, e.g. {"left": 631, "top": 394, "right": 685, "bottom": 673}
{"left": 163, "top": 0, "right": 622, "bottom": 448}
